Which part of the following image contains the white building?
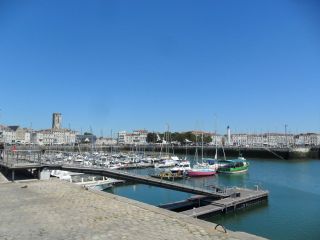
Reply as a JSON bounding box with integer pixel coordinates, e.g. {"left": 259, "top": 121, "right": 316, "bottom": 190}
{"left": 31, "top": 132, "right": 44, "bottom": 145}
{"left": 294, "top": 133, "right": 319, "bottom": 146}
{"left": 265, "top": 133, "right": 294, "bottom": 147}
{"left": 0, "top": 126, "right": 16, "bottom": 144}
{"left": 230, "top": 133, "right": 295, "bottom": 147}
{"left": 117, "top": 130, "right": 148, "bottom": 145}
{"left": 210, "top": 134, "right": 223, "bottom": 146}
{"left": 31, "top": 129, "right": 76, "bottom": 145}
{"left": 96, "top": 137, "right": 117, "bottom": 145}
{"left": 31, "top": 130, "right": 54, "bottom": 145}
{"left": 7, "top": 126, "right": 32, "bottom": 144}
{"left": 231, "top": 134, "right": 248, "bottom": 146}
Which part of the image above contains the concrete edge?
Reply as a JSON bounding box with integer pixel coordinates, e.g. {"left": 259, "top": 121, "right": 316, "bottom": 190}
{"left": 77, "top": 181, "right": 267, "bottom": 240}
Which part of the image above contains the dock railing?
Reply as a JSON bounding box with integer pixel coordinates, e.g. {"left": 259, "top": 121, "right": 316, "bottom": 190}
{"left": 0, "top": 149, "right": 42, "bottom": 168}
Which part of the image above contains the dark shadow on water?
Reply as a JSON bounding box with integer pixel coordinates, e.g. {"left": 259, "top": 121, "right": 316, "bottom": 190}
{"left": 202, "top": 200, "right": 269, "bottom": 221}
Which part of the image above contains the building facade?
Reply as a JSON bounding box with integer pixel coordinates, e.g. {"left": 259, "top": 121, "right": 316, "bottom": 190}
{"left": 96, "top": 137, "right": 117, "bottom": 145}
{"left": 117, "top": 130, "right": 148, "bottom": 145}
{"left": 31, "top": 129, "right": 77, "bottom": 145}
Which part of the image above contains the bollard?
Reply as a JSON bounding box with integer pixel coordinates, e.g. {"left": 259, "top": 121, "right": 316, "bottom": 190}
{"left": 193, "top": 207, "right": 197, "bottom": 218}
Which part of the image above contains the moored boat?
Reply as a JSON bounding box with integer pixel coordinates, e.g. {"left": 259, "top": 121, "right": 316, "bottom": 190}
{"left": 154, "top": 159, "right": 178, "bottom": 168}
{"left": 217, "top": 159, "right": 249, "bottom": 174}
{"left": 187, "top": 164, "right": 216, "bottom": 177}
{"left": 150, "top": 171, "right": 185, "bottom": 180}
{"left": 170, "top": 161, "right": 191, "bottom": 173}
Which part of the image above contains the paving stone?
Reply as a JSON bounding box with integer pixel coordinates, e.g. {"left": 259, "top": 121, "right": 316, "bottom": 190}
{"left": 0, "top": 180, "right": 267, "bottom": 240}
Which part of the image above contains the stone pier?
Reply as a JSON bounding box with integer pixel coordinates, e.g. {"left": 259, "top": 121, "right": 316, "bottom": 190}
{"left": 0, "top": 179, "right": 267, "bottom": 240}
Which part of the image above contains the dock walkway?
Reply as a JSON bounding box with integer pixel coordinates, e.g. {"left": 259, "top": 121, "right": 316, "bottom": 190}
{"left": 61, "top": 165, "right": 230, "bottom": 198}
{"left": 180, "top": 188, "right": 268, "bottom": 218}
{"left": 1, "top": 157, "right": 268, "bottom": 201}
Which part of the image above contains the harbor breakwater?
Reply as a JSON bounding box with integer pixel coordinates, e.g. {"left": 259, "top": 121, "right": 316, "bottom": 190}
{"left": 130, "top": 146, "right": 320, "bottom": 160}
{"left": 16, "top": 145, "right": 320, "bottom": 159}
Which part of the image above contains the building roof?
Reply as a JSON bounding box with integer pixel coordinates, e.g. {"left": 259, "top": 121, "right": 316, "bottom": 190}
{"left": 8, "top": 126, "right": 20, "bottom": 131}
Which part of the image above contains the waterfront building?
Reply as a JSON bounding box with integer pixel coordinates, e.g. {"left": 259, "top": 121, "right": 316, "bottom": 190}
{"left": 117, "top": 131, "right": 126, "bottom": 144}
{"left": 76, "top": 134, "right": 97, "bottom": 144}
{"left": 246, "top": 134, "right": 264, "bottom": 147}
{"left": 7, "top": 126, "right": 31, "bottom": 144}
{"left": 53, "top": 129, "right": 77, "bottom": 145}
{"left": 0, "top": 125, "right": 31, "bottom": 144}
{"left": 231, "top": 134, "right": 248, "bottom": 146}
{"left": 0, "top": 125, "right": 16, "bottom": 144}
{"left": 266, "top": 133, "right": 294, "bottom": 147}
{"left": 96, "top": 137, "right": 117, "bottom": 145}
{"left": 294, "top": 133, "right": 319, "bottom": 146}
{"left": 31, "top": 130, "right": 54, "bottom": 145}
{"left": 31, "top": 131, "right": 44, "bottom": 145}
{"left": 117, "top": 130, "right": 148, "bottom": 145}
{"left": 132, "top": 130, "right": 148, "bottom": 144}
{"left": 230, "top": 133, "right": 296, "bottom": 147}
{"left": 210, "top": 133, "right": 223, "bottom": 146}
{"left": 31, "top": 129, "right": 77, "bottom": 145}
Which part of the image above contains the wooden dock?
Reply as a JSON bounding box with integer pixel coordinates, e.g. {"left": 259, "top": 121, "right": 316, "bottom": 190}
{"left": 60, "top": 165, "right": 230, "bottom": 198}
{"left": 181, "top": 204, "right": 224, "bottom": 217}
{"left": 180, "top": 188, "right": 268, "bottom": 218}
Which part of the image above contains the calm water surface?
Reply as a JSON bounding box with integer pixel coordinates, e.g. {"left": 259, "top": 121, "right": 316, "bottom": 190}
{"left": 106, "top": 157, "right": 320, "bottom": 240}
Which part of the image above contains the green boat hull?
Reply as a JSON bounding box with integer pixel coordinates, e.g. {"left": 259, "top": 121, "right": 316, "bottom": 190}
{"left": 218, "top": 164, "right": 249, "bottom": 174}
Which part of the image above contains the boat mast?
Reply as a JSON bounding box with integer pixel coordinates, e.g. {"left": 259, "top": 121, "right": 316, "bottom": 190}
{"left": 214, "top": 116, "right": 218, "bottom": 160}
{"left": 166, "top": 124, "right": 169, "bottom": 156}
{"left": 201, "top": 132, "right": 204, "bottom": 163}
{"left": 194, "top": 133, "right": 198, "bottom": 163}
{"left": 185, "top": 141, "right": 188, "bottom": 160}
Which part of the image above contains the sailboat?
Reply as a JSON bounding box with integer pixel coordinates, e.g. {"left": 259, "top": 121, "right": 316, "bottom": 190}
{"left": 187, "top": 133, "right": 216, "bottom": 177}
{"left": 187, "top": 165, "right": 216, "bottom": 177}
{"left": 197, "top": 129, "right": 220, "bottom": 171}
{"left": 155, "top": 125, "right": 180, "bottom": 168}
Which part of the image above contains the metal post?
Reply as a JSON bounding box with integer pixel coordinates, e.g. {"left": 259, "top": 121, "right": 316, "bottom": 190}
{"left": 11, "top": 170, "right": 15, "bottom": 181}
{"left": 38, "top": 168, "right": 41, "bottom": 180}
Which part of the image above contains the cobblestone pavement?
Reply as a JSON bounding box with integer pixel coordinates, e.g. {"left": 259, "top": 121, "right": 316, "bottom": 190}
{"left": 0, "top": 180, "right": 266, "bottom": 240}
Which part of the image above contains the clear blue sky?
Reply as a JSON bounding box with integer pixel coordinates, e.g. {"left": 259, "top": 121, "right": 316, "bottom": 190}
{"left": 0, "top": 0, "right": 319, "bottom": 135}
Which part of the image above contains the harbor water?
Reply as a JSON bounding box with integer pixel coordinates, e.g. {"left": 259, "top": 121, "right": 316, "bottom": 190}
{"left": 106, "top": 157, "right": 320, "bottom": 240}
